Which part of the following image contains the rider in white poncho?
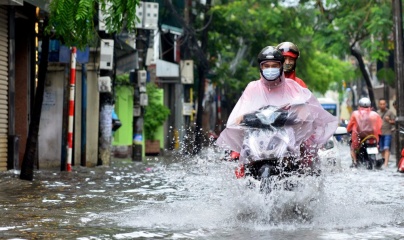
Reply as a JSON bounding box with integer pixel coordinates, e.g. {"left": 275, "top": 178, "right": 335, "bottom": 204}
{"left": 216, "top": 46, "right": 338, "bottom": 165}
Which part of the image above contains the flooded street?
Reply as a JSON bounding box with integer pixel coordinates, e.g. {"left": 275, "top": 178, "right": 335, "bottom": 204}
{"left": 1, "top": 144, "right": 404, "bottom": 239}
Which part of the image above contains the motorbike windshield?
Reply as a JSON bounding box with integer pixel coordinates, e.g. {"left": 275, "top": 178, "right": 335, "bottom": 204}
{"left": 216, "top": 79, "right": 338, "bottom": 163}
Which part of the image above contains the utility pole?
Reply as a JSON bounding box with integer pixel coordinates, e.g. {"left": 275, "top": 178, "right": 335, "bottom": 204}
{"left": 183, "top": 0, "right": 192, "bottom": 154}
{"left": 392, "top": 0, "right": 404, "bottom": 166}
{"left": 97, "top": 37, "right": 115, "bottom": 166}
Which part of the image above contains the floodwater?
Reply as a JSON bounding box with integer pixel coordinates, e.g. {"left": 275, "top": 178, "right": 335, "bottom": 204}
{"left": 0, "top": 143, "right": 404, "bottom": 240}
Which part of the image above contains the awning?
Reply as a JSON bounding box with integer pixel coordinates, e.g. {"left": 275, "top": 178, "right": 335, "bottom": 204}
{"left": 156, "top": 59, "right": 179, "bottom": 78}
{"left": 161, "top": 24, "right": 183, "bottom": 35}
{"left": 0, "top": 0, "right": 23, "bottom": 6}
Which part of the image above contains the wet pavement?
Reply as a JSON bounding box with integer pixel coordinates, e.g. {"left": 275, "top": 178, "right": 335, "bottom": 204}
{"left": 0, "top": 144, "right": 404, "bottom": 239}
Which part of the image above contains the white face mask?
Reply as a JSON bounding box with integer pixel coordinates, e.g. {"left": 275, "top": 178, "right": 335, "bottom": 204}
{"left": 262, "top": 68, "right": 280, "bottom": 81}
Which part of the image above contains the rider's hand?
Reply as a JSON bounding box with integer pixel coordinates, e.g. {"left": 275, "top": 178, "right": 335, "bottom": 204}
{"left": 235, "top": 115, "right": 244, "bottom": 124}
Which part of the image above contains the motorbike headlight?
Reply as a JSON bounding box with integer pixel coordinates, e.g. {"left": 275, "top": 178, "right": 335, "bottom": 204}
{"left": 323, "top": 139, "right": 335, "bottom": 150}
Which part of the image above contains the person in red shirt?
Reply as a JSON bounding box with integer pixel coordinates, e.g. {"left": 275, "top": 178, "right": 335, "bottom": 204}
{"left": 276, "top": 42, "right": 308, "bottom": 88}
{"left": 347, "top": 97, "right": 382, "bottom": 167}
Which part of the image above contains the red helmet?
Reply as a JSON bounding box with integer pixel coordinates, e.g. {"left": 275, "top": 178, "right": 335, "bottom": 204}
{"left": 276, "top": 42, "right": 300, "bottom": 59}
{"left": 276, "top": 42, "right": 300, "bottom": 73}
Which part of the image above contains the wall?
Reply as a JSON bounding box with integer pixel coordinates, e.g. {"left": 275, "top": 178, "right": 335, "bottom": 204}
{"left": 74, "top": 63, "right": 100, "bottom": 167}
{"left": 38, "top": 59, "right": 100, "bottom": 169}
{"left": 113, "top": 86, "right": 133, "bottom": 147}
{"left": 38, "top": 66, "right": 64, "bottom": 168}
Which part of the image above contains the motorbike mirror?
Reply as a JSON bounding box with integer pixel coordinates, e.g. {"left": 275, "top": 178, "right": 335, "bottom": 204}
{"left": 334, "top": 126, "right": 348, "bottom": 136}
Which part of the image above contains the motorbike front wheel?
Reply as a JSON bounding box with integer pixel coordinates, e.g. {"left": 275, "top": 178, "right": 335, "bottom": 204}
{"left": 257, "top": 164, "right": 297, "bottom": 194}
{"left": 258, "top": 164, "right": 274, "bottom": 194}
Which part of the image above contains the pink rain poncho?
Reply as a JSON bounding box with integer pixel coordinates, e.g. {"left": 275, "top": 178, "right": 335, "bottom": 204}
{"left": 216, "top": 74, "right": 338, "bottom": 163}
{"left": 346, "top": 107, "right": 382, "bottom": 150}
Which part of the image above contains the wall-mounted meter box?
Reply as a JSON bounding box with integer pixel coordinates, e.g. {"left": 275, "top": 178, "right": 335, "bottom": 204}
{"left": 138, "top": 70, "right": 147, "bottom": 92}
{"left": 98, "top": 76, "right": 111, "bottom": 92}
{"left": 133, "top": 105, "right": 141, "bottom": 117}
{"left": 181, "top": 60, "right": 194, "bottom": 84}
{"left": 145, "top": 48, "right": 154, "bottom": 66}
{"left": 140, "top": 93, "right": 148, "bottom": 106}
{"left": 100, "top": 39, "right": 114, "bottom": 70}
{"left": 143, "top": 2, "right": 159, "bottom": 29}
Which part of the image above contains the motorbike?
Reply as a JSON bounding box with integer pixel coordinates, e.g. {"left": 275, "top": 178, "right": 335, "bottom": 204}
{"left": 226, "top": 104, "right": 327, "bottom": 193}
{"left": 397, "top": 127, "right": 404, "bottom": 173}
{"left": 355, "top": 134, "right": 383, "bottom": 170}
{"left": 318, "top": 126, "right": 349, "bottom": 168}
{"left": 398, "top": 149, "right": 404, "bottom": 173}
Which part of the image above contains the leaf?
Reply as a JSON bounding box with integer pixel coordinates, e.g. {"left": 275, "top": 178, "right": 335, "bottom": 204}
{"left": 144, "top": 83, "right": 171, "bottom": 140}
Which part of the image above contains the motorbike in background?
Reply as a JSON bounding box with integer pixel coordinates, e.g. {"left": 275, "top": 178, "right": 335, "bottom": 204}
{"left": 356, "top": 134, "right": 383, "bottom": 170}
{"left": 397, "top": 127, "right": 404, "bottom": 173}
{"left": 318, "top": 126, "right": 349, "bottom": 168}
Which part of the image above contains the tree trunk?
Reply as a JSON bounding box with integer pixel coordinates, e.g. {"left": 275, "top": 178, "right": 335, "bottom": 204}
{"left": 392, "top": 0, "right": 404, "bottom": 166}
{"left": 193, "top": 0, "right": 211, "bottom": 155}
{"left": 193, "top": 65, "right": 206, "bottom": 154}
{"left": 351, "top": 47, "right": 377, "bottom": 110}
{"left": 20, "top": 19, "right": 50, "bottom": 181}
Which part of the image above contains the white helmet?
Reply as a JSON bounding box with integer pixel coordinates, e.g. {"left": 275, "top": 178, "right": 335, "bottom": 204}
{"left": 358, "top": 97, "right": 371, "bottom": 108}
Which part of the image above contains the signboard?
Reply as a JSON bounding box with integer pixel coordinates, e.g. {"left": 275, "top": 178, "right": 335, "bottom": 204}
{"left": 183, "top": 102, "right": 193, "bottom": 116}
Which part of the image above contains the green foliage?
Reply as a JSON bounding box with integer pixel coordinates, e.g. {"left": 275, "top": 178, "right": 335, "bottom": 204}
{"left": 377, "top": 68, "right": 395, "bottom": 87}
{"left": 204, "top": 0, "right": 394, "bottom": 109}
{"left": 207, "top": 0, "right": 357, "bottom": 108}
{"left": 47, "top": 0, "right": 140, "bottom": 49}
{"left": 115, "top": 73, "right": 134, "bottom": 88}
{"left": 313, "top": 0, "right": 392, "bottom": 62}
{"left": 100, "top": 0, "right": 140, "bottom": 33}
{"left": 144, "top": 83, "right": 171, "bottom": 140}
{"left": 47, "top": 0, "right": 96, "bottom": 48}
{"left": 306, "top": 51, "right": 356, "bottom": 93}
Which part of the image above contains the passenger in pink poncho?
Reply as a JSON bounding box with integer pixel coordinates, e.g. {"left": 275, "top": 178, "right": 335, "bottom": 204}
{"left": 346, "top": 97, "right": 382, "bottom": 167}
{"left": 216, "top": 46, "right": 338, "bottom": 166}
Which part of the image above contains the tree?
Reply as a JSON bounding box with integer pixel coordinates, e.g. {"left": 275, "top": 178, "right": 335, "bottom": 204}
{"left": 159, "top": 0, "right": 355, "bottom": 153}
{"left": 47, "top": 0, "right": 140, "bottom": 49}
{"left": 20, "top": 18, "right": 50, "bottom": 181}
{"left": 208, "top": 0, "right": 355, "bottom": 110}
{"left": 314, "top": 0, "right": 393, "bottom": 109}
{"left": 20, "top": 0, "right": 140, "bottom": 180}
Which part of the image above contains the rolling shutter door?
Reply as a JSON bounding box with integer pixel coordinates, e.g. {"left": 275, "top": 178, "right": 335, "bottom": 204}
{"left": 0, "top": 7, "right": 8, "bottom": 171}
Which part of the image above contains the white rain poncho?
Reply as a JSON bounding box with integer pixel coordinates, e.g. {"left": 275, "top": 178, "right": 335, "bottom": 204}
{"left": 216, "top": 75, "right": 338, "bottom": 164}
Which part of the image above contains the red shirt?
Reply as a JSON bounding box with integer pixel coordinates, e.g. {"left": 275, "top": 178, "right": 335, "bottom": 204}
{"left": 285, "top": 71, "right": 307, "bottom": 88}
{"left": 347, "top": 107, "right": 382, "bottom": 149}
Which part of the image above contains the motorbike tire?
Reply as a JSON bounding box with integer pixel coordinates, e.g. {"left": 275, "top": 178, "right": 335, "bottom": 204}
{"left": 259, "top": 176, "right": 273, "bottom": 194}
{"left": 258, "top": 164, "right": 274, "bottom": 194}
{"left": 366, "top": 161, "right": 373, "bottom": 170}
{"left": 368, "top": 154, "right": 378, "bottom": 170}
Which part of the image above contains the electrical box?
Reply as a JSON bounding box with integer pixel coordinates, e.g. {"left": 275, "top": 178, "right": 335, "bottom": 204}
{"left": 138, "top": 70, "right": 147, "bottom": 92}
{"left": 140, "top": 93, "right": 148, "bottom": 106}
{"left": 143, "top": 2, "right": 159, "bottom": 29}
{"left": 181, "top": 60, "right": 194, "bottom": 84}
{"left": 133, "top": 105, "right": 141, "bottom": 117}
{"left": 135, "top": 1, "right": 144, "bottom": 28}
{"left": 145, "top": 48, "right": 154, "bottom": 66}
{"left": 100, "top": 39, "right": 114, "bottom": 70}
{"left": 183, "top": 102, "right": 193, "bottom": 116}
{"left": 98, "top": 76, "right": 111, "bottom": 92}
